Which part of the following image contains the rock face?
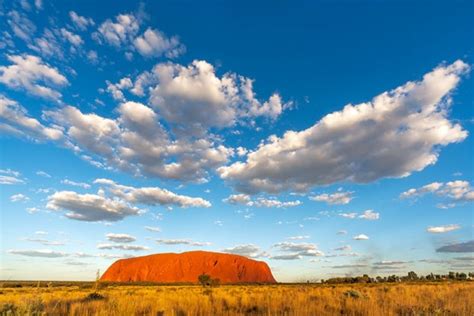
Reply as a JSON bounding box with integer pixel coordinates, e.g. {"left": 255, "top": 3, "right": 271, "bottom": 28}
{"left": 100, "top": 251, "right": 276, "bottom": 284}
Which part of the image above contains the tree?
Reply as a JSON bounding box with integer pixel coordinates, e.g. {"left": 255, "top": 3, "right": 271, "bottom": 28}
{"left": 407, "top": 271, "right": 418, "bottom": 281}
{"left": 198, "top": 273, "right": 211, "bottom": 287}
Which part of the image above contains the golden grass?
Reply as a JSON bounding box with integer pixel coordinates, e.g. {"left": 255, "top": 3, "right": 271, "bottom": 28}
{"left": 0, "top": 281, "right": 473, "bottom": 315}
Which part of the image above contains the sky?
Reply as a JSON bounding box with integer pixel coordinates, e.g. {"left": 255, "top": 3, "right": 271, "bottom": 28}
{"left": 0, "top": 0, "right": 473, "bottom": 282}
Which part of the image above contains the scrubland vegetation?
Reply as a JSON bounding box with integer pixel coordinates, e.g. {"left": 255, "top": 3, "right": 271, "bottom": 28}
{"left": 0, "top": 280, "right": 473, "bottom": 315}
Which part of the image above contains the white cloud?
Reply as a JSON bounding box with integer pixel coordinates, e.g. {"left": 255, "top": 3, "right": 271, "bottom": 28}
{"left": 156, "top": 239, "right": 211, "bottom": 246}
{"left": 310, "top": 190, "right": 353, "bottom": 205}
{"left": 10, "top": 193, "right": 29, "bottom": 202}
{"left": 106, "top": 77, "right": 133, "bottom": 101}
{"left": 373, "top": 261, "right": 407, "bottom": 269}
{"left": 358, "top": 209, "right": 380, "bottom": 220}
{"left": 252, "top": 198, "right": 302, "bottom": 208}
{"left": 427, "top": 224, "right": 461, "bottom": 233}
{"left": 87, "top": 50, "right": 99, "bottom": 64}
{"left": 36, "top": 170, "right": 51, "bottom": 178}
{"left": 273, "top": 242, "right": 324, "bottom": 258}
{"left": 26, "top": 207, "right": 39, "bottom": 214}
{"left": 148, "top": 60, "right": 291, "bottom": 134}
{"left": 8, "top": 249, "right": 67, "bottom": 258}
{"left": 219, "top": 60, "right": 470, "bottom": 193}
{"left": 41, "top": 103, "right": 232, "bottom": 182}
{"left": 28, "top": 29, "right": 64, "bottom": 59}
{"left": 222, "top": 244, "right": 263, "bottom": 258}
{"left": 334, "top": 245, "right": 352, "bottom": 251}
{"left": 236, "top": 146, "right": 248, "bottom": 157}
{"left": 7, "top": 11, "right": 36, "bottom": 42}
{"left": 401, "top": 180, "right": 474, "bottom": 205}
{"left": 353, "top": 234, "right": 369, "bottom": 240}
{"left": 223, "top": 194, "right": 301, "bottom": 208}
{"left": 144, "top": 226, "right": 161, "bottom": 232}
{"left": 34, "top": 0, "right": 42, "bottom": 10}
{"left": 25, "top": 238, "right": 64, "bottom": 246}
{"left": 69, "top": 11, "right": 95, "bottom": 31}
{"left": 223, "top": 193, "right": 251, "bottom": 205}
{"left": 0, "top": 169, "right": 25, "bottom": 185}
{"left": 95, "top": 13, "right": 140, "bottom": 47}
{"left": 337, "top": 230, "right": 348, "bottom": 235}
{"left": 46, "top": 191, "right": 141, "bottom": 222}
{"left": 271, "top": 253, "right": 302, "bottom": 260}
{"left": 61, "top": 179, "right": 91, "bottom": 189}
{"left": 94, "top": 178, "right": 211, "bottom": 208}
{"left": 133, "top": 28, "right": 185, "bottom": 58}
{"left": 60, "top": 28, "right": 83, "bottom": 46}
{"left": 97, "top": 243, "right": 149, "bottom": 251}
{"left": 287, "top": 235, "right": 310, "bottom": 240}
{"left": 0, "top": 95, "right": 63, "bottom": 141}
{"left": 400, "top": 182, "right": 444, "bottom": 199}
{"left": 339, "top": 212, "right": 357, "bottom": 219}
{"left": 106, "top": 233, "right": 136, "bottom": 243}
{"left": 0, "top": 55, "right": 68, "bottom": 100}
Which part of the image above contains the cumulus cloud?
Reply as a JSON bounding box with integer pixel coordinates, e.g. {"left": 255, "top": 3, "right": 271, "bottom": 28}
{"left": 25, "top": 238, "right": 64, "bottom": 246}
{"left": 339, "top": 212, "right": 357, "bottom": 219}
{"left": 436, "top": 240, "right": 474, "bottom": 253}
{"left": 8, "top": 249, "right": 67, "bottom": 258}
{"left": 223, "top": 194, "right": 301, "bottom": 208}
{"left": 27, "top": 29, "right": 65, "bottom": 59}
{"left": 60, "top": 28, "right": 83, "bottom": 47}
{"left": 0, "top": 55, "right": 68, "bottom": 100}
{"left": 40, "top": 102, "right": 232, "bottom": 182}
{"left": 0, "top": 169, "right": 25, "bottom": 185}
{"left": 94, "top": 13, "right": 140, "bottom": 47}
{"left": 401, "top": 180, "right": 474, "bottom": 204}
{"left": 310, "top": 190, "right": 353, "bottom": 205}
{"left": 223, "top": 194, "right": 251, "bottom": 205}
{"left": 353, "top": 234, "right": 369, "bottom": 240}
{"left": 106, "top": 77, "right": 133, "bottom": 101}
{"left": 7, "top": 11, "right": 36, "bottom": 42}
{"left": 94, "top": 178, "right": 211, "bottom": 208}
{"left": 288, "top": 235, "right": 310, "bottom": 240}
{"left": 271, "top": 253, "right": 302, "bottom": 260}
{"left": 97, "top": 243, "right": 149, "bottom": 251}
{"left": 372, "top": 260, "right": 407, "bottom": 270}
{"left": 69, "top": 11, "right": 95, "bottom": 31}
{"left": 144, "top": 226, "right": 161, "bottom": 232}
{"left": 272, "top": 242, "right": 324, "bottom": 259}
{"left": 61, "top": 179, "right": 91, "bottom": 189}
{"left": 106, "top": 233, "right": 136, "bottom": 243}
{"left": 134, "top": 28, "right": 185, "bottom": 58}
{"left": 156, "top": 239, "right": 211, "bottom": 246}
{"left": 10, "top": 193, "right": 29, "bottom": 202}
{"left": 0, "top": 95, "right": 63, "bottom": 141}
{"left": 218, "top": 61, "right": 470, "bottom": 193}
{"left": 331, "top": 264, "right": 368, "bottom": 269}
{"left": 358, "top": 210, "right": 380, "bottom": 220}
{"left": 147, "top": 60, "right": 291, "bottom": 134}
{"left": 46, "top": 191, "right": 141, "bottom": 222}
{"left": 334, "top": 245, "right": 352, "bottom": 251}
{"left": 222, "top": 244, "right": 263, "bottom": 258}
{"left": 427, "top": 224, "right": 461, "bottom": 233}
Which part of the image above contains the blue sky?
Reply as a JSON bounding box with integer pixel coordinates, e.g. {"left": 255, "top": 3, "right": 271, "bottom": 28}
{"left": 0, "top": 0, "right": 473, "bottom": 282}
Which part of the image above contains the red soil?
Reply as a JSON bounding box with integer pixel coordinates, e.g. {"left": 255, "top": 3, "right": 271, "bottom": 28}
{"left": 100, "top": 251, "right": 276, "bottom": 284}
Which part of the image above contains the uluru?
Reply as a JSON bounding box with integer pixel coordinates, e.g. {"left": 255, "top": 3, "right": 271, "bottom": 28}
{"left": 100, "top": 251, "right": 277, "bottom": 284}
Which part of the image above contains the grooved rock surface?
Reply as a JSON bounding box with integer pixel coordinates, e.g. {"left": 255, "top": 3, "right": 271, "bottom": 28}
{"left": 100, "top": 251, "right": 276, "bottom": 284}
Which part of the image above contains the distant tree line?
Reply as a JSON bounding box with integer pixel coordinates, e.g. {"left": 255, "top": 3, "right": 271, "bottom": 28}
{"left": 321, "top": 271, "right": 474, "bottom": 284}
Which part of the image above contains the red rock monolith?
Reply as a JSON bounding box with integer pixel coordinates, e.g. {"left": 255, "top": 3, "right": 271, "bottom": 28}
{"left": 100, "top": 251, "right": 276, "bottom": 284}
